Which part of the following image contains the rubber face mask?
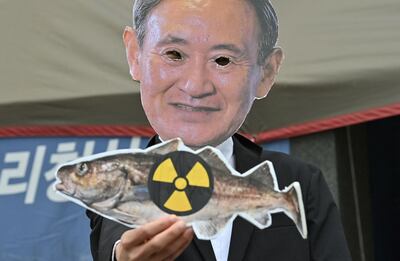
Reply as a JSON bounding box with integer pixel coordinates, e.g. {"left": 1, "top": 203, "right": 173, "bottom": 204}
{"left": 124, "top": 0, "right": 282, "bottom": 148}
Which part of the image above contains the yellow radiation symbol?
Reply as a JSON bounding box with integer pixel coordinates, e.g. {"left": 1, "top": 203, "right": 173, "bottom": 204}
{"left": 148, "top": 151, "right": 213, "bottom": 216}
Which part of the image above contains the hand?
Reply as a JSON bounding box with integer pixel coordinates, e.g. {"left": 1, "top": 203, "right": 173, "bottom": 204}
{"left": 116, "top": 215, "right": 194, "bottom": 261}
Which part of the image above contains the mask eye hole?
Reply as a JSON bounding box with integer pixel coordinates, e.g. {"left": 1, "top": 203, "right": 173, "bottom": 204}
{"left": 165, "top": 50, "right": 183, "bottom": 60}
{"left": 76, "top": 162, "right": 89, "bottom": 177}
{"left": 215, "top": 56, "right": 231, "bottom": 66}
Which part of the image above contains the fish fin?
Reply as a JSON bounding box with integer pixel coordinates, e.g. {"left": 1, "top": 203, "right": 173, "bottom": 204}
{"left": 240, "top": 182, "right": 307, "bottom": 239}
{"left": 197, "top": 148, "right": 232, "bottom": 174}
{"left": 197, "top": 148, "right": 218, "bottom": 163}
{"left": 244, "top": 161, "right": 277, "bottom": 190}
{"left": 198, "top": 148, "right": 277, "bottom": 190}
{"left": 108, "top": 206, "right": 139, "bottom": 226}
{"left": 282, "top": 182, "right": 308, "bottom": 239}
{"left": 90, "top": 191, "right": 122, "bottom": 211}
{"left": 192, "top": 216, "right": 232, "bottom": 240}
{"left": 147, "top": 138, "right": 181, "bottom": 155}
{"left": 239, "top": 209, "right": 272, "bottom": 228}
{"left": 121, "top": 184, "right": 150, "bottom": 202}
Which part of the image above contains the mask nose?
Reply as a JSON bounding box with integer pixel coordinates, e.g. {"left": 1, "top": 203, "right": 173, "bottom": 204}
{"left": 181, "top": 58, "right": 216, "bottom": 98}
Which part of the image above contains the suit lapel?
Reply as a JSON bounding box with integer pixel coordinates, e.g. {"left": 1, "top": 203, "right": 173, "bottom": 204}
{"left": 233, "top": 133, "right": 262, "bottom": 174}
{"left": 227, "top": 134, "right": 263, "bottom": 261}
{"left": 193, "top": 237, "right": 217, "bottom": 261}
{"left": 228, "top": 217, "right": 255, "bottom": 261}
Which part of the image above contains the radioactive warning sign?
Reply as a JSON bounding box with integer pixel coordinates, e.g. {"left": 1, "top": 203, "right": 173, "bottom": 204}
{"left": 148, "top": 151, "right": 214, "bottom": 216}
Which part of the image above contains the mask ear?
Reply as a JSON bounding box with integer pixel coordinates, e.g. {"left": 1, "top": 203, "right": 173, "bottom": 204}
{"left": 123, "top": 26, "right": 141, "bottom": 81}
{"left": 255, "top": 47, "right": 284, "bottom": 99}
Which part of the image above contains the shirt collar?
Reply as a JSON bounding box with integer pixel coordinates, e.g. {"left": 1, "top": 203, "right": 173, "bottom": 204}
{"left": 215, "top": 137, "right": 234, "bottom": 165}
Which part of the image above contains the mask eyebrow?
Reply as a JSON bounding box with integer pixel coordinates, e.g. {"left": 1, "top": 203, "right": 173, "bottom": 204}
{"left": 210, "top": 44, "right": 244, "bottom": 56}
{"left": 157, "top": 35, "right": 188, "bottom": 47}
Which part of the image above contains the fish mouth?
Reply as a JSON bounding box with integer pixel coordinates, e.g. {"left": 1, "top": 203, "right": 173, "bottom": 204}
{"left": 55, "top": 182, "right": 75, "bottom": 197}
{"left": 170, "top": 103, "right": 220, "bottom": 112}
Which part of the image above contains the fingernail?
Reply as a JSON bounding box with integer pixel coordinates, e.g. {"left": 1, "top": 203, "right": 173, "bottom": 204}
{"left": 169, "top": 214, "right": 178, "bottom": 221}
{"left": 176, "top": 220, "right": 186, "bottom": 228}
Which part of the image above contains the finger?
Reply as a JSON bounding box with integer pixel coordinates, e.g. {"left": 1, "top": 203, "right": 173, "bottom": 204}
{"left": 169, "top": 227, "right": 194, "bottom": 260}
{"left": 174, "top": 228, "right": 194, "bottom": 255}
{"left": 140, "top": 220, "right": 188, "bottom": 258}
{"left": 120, "top": 215, "right": 178, "bottom": 248}
{"left": 157, "top": 227, "right": 194, "bottom": 261}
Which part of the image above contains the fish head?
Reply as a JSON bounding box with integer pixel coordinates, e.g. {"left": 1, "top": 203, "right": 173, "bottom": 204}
{"left": 55, "top": 158, "right": 127, "bottom": 205}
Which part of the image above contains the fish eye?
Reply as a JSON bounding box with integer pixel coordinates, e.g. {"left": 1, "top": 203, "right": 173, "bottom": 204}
{"left": 165, "top": 50, "right": 183, "bottom": 60}
{"left": 215, "top": 56, "right": 231, "bottom": 66}
{"left": 76, "top": 162, "right": 89, "bottom": 177}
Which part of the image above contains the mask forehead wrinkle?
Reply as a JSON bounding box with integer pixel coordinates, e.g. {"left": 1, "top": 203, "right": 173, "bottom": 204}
{"left": 183, "top": 0, "right": 212, "bottom": 9}
{"left": 146, "top": 7, "right": 209, "bottom": 45}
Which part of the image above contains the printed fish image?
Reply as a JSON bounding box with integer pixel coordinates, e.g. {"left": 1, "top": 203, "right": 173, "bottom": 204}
{"left": 55, "top": 138, "right": 307, "bottom": 240}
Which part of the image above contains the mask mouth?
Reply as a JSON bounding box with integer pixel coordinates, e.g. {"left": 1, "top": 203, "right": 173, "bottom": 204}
{"left": 170, "top": 103, "right": 220, "bottom": 112}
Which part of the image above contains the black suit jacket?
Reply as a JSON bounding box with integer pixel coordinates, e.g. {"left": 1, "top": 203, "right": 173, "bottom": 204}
{"left": 87, "top": 134, "right": 351, "bottom": 261}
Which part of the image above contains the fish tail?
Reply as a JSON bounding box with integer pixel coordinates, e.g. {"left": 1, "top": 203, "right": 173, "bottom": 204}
{"left": 283, "top": 182, "right": 308, "bottom": 239}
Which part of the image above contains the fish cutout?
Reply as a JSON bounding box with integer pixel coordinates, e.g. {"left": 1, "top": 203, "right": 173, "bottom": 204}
{"left": 55, "top": 138, "right": 307, "bottom": 240}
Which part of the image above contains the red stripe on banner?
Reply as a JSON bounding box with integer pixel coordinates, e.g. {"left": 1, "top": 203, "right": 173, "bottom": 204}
{"left": 0, "top": 125, "right": 156, "bottom": 138}
{"left": 0, "top": 103, "right": 398, "bottom": 141}
{"left": 254, "top": 103, "right": 400, "bottom": 143}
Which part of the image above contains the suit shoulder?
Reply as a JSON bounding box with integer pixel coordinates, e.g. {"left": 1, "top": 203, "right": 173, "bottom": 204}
{"left": 233, "top": 133, "right": 322, "bottom": 186}
{"left": 261, "top": 150, "right": 322, "bottom": 188}
{"left": 261, "top": 150, "right": 314, "bottom": 169}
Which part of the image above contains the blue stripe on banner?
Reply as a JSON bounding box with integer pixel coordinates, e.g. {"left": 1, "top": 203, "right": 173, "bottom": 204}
{"left": 261, "top": 139, "right": 290, "bottom": 154}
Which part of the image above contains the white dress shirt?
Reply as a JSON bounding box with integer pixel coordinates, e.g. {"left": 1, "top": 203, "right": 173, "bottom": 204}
{"left": 113, "top": 137, "right": 235, "bottom": 261}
